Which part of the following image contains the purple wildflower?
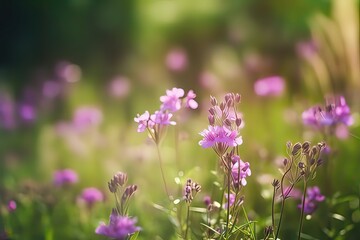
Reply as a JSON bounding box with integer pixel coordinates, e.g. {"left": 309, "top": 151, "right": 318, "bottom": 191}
{"left": 231, "top": 156, "right": 251, "bottom": 186}
{"left": 223, "top": 193, "right": 236, "bottom": 209}
{"left": 95, "top": 209, "right": 141, "bottom": 240}
{"left": 185, "top": 90, "right": 198, "bottom": 109}
{"left": 302, "top": 96, "right": 353, "bottom": 128}
{"left": 298, "top": 186, "right": 325, "bottom": 215}
{"left": 53, "top": 169, "right": 78, "bottom": 186}
{"left": 165, "top": 48, "right": 187, "bottom": 71}
{"left": 203, "top": 195, "right": 212, "bottom": 207}
{"left": 80, "top": 187, "right": 104, "bottom": 206}
{"left": 19, "top": 104, "right": 36, "bottom": 123}
{"left": 150, "top": 111, "right": 176, "bottom": 126}
{"left": 199, "top": 125, "right": 243, "bottom": 149}
{"left": 134, "top": 111, "right": 154, "bottom": 132}
{"left": 108, "top": 76, "right": 131, "bottom": 99}
{"left": 160, "top": 87, "right": 185, "bottom": 112}
{"left": 73, "top": 106, "right": 103, "bottom": 130}
{"left": 7, "top": 200, "right": 16, "bottom": 212}
{"left": 254, "top": 76, "right": 285, "bottom": 97}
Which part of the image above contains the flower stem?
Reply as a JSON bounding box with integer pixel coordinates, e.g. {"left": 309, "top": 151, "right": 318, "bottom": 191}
{"left": 185, "top": 205, "right": 190, "bottom": 239}
{"left": 271, "top": 185, "right": 276, "bottom": 238}
{"left": 155, "top": 143, "right": 170, "bottom": 200}
{"left": 298, "top": 180, "right": 308, "bottom": 240}
{"left": 225, "top": 158, "right": 231, "bottom": 238}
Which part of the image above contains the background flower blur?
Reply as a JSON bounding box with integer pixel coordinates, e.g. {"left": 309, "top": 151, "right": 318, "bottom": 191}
{"left": 0, "top": 0, "right": 359, "bottom": 239}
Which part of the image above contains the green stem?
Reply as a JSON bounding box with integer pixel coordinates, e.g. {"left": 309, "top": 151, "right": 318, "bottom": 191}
{"left": 225, "top": 158, "right": 231, "bottom": 238}
{"left": 155, "top": 144, "right": 170, "bottom": 200}
{"left": 298, "top": 180, "right": 308, "bottom": 240}
{"left": 271, "top": 185, "right": 276, "bottom": 239}
{"left": 185, "top": 205, "right": 190, "bottom": 239}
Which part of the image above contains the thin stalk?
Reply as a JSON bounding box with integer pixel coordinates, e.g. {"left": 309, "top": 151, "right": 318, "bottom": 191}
{"left": 271, "top": 185, "right": 277, "bottom": 238}
{"left": 185, "top": 205, "right": 190, "bottom": 240}
{"left": 275, "top": 162, "right": 292, "bottom": 239}
{"left": 225, "top": 159, "right": 231, "bottom": 238}
{"left": 297, "top": 180, "right": 308, "bottom": 240}
{"left": 155, "top": 143, "right": 170, "bottom": 200}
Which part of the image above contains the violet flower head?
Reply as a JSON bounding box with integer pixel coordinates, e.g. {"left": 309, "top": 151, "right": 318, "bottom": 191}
{"left": 165, "top": 48, "right": 187, "bottom": 71}
{"left": 160, "top": 87, "right": 184, "bottom": 112}
{"left": 223, "top": 193, "right": 236, "bottom": 209}
{"left": 73, "top": 106, "right": 103, "bottom": 130}
{"left": 134, "top": 111, "right": 154, "bottom": 132}
{"left": 199, "top": 93, "right": 243, "bottom": 156}
{"left": 7, "top": 200, "right": 16, "bottom": 212}
{"left": 108, "top": 76, "right": 131, "bottom": 99}
{"left": 185, "top": 90, "right": 198, "bottom": 109}
{"left": 95, "top": 209, "right": 141, "bottom": 240}
{"left": 254, "top": 76, "right": 285, "bottom": 97}
{"left": 302, "top": 96, "right": 353, "bottom": 129}
{"left": 231, "top": 156, "right": 251, "bottom": 187}
{"left": 53, "top": 169, "right": 78, "bottom": 186}
{"left": 19, "top": 103, "right": 37, "bottom": 123}
{"left": 150, "top": 111, "right": 176, "bottom": 126}
{"left": 298, "top": 186, "right": 325, "bottom": 215}
{"left": 80, "top": 187, "right": 104, "bottom": 206}
{"left": 199, "top": 125, "right": 243, "bottom": 149}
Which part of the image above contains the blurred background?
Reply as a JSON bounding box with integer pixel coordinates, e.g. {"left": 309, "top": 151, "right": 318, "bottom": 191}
{"left": 0, "top": 0, "right": 359, "bottom": 239}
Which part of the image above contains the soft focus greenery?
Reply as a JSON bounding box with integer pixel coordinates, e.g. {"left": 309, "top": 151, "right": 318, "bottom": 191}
{"left": 1, "top": 0, "right": 359, "bottom": 239}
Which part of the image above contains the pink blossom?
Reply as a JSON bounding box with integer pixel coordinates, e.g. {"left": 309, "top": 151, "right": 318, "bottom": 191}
{"left": 80, "top": 187, "right": 104, "bottom": 206}
{"left": 160, "top": 87, "right": 185, "bottom": 112}
{"left": 199, "top": 125, "right": 243, "bottom": 149}
{"left": 150, "top": 111, "right": 176, "bottom": 126}
{"left": 53, "top": 169, "right": 78, "bottom": 186}
{"left": 7, "top": 200, "right": 16, "bottom": 212}
{"left": 96, "top": 209, "right": 141, "bottom": 239}
{"left": 231, "top": 157, "right": 251, "bottom": 186}
{"left": 165, "top": 48, "right": 187, "bottom": 71}
{"left": 108, "top": 76, "right": 131, "bottom": 99}
{"left": 134, "top": 111, "right": 154, "bottom": 132}
{"left": 185, "top": 90, "right": 198, "bottom": 109}
{"left": 254, "top": 76, "right": 285, "bottom": 97}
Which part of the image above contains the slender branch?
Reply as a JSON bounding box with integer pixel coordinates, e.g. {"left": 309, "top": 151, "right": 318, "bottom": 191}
{"left": 155, "top": 143, "right": 170, "bottom": 200}
{"left": 275, "top": 161, "right": 292, "bottom": 239}
{"left": 298, "top": 180, "right": 308, "bottom": 240}
{"left": 185, "top": 205, "right": 190, "bottom": 240}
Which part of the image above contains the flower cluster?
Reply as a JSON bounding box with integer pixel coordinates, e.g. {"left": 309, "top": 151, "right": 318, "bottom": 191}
{"left": 231, "top": 155, "right": 251, "bottom": 187}
{"left": 302, "top": 96, "right": 353, "bottom": 137}
{"left": 199, "top": 93, "right": 243, "bottom": 156}
{"left": 199, "top": 93, "right": 252, "bottom": 239}
{"left": 96, "top": 209, "right": 141, "bottom": 240}
{"left": 135, "top": 87, "right": 197, "bottom": 143}
{"left": 95, "top": 172, "right": 140, "bottom": 240}
{"left": 79, "top": 187, "right": 104, "bottom": 207}
{"left": 253, "top": 76, "right": 285, "bottom": 97}
{"left": 184, "top": 179, "right": 201, "bottom": 204}
{"left": 298, "top": 186, "right": 325, "bottom": 215}
{"left": 53, "top": 169, "right": 78, "bottom": 186}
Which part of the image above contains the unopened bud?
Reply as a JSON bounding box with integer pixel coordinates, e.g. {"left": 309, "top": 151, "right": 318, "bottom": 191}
{"left": 210, "top": 96, "right": 217, "bottom": 106}
{"left": 224, "top": 119, "right": 232, "bottom": 127}
{"left": 235, "top": 93, "right": 241, "bottom": 103}
{"left": 208, "top": 115, "right": 215, "bottom": 126}
{"left": 302, "top": 141, "right": 310, "bottom": 153}
{"left": 235, "top": 118, "right": 242, "bottom": 127}
{"left": 292, "top": 143, "right": 302, "bottom": 156}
